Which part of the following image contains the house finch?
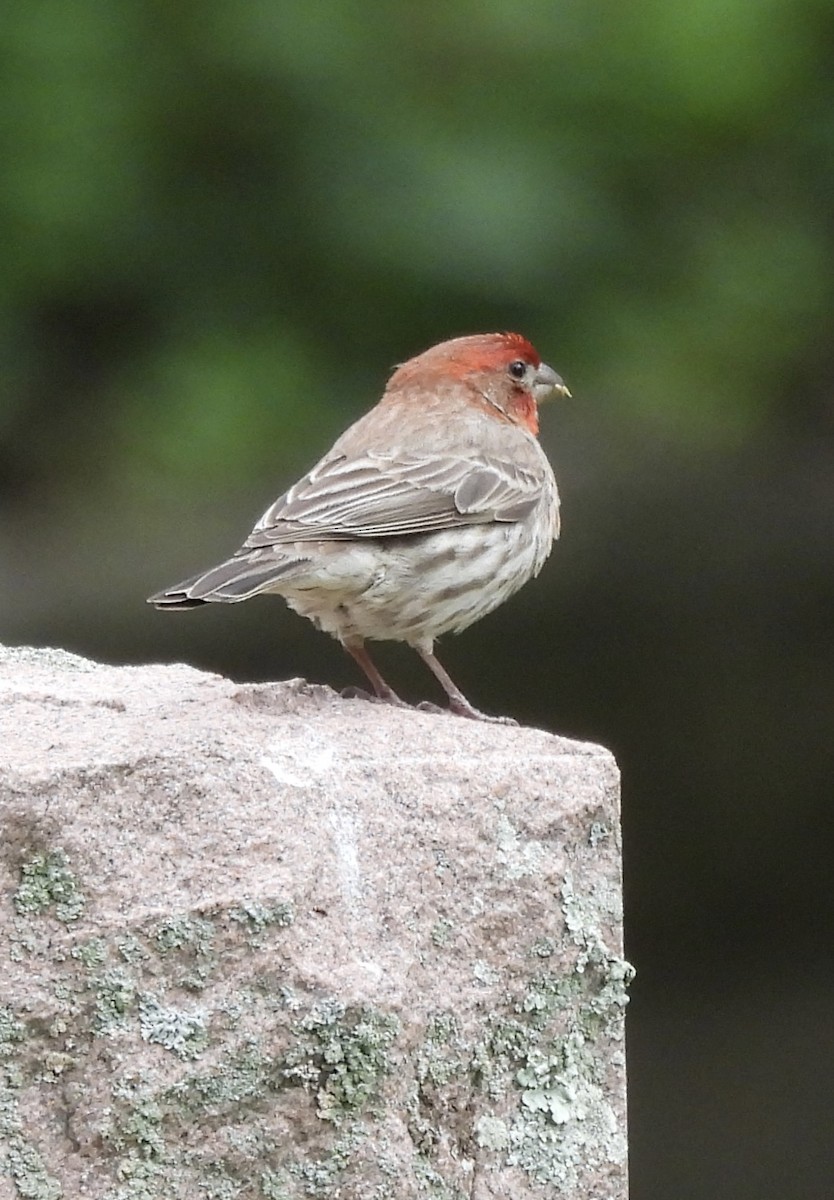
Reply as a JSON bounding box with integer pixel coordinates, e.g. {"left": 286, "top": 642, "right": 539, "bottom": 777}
{"left": 148, "top": 332, "right": 569, "bottom": 722}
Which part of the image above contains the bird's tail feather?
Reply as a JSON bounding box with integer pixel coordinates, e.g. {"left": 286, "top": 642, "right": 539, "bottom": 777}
{"left": 148, "top": 553, "right": 310, "bottom": 608}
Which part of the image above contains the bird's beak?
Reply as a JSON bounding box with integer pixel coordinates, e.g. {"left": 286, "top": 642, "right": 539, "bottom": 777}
{"left": 533, "top": 362, "right": 571, "bottom": 402}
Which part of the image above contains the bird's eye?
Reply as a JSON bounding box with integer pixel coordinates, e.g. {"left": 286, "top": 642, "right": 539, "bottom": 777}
{"left": 507, "top": 360, "right": 528, "bottom": 381}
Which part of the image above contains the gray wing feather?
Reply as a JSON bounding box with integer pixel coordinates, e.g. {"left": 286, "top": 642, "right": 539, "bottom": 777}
{"left": 148, "top": 550, "right": 312, "bottom": 606}
{"left": 245, "top": 451, "right": 544, "bottom": 546}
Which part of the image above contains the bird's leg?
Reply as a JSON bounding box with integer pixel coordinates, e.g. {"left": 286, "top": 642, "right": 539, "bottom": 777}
{"left": 342, "top": 640, "right": 408, "bottom": 708}
{"left": 413, "top": 643, "right": 518, "bottom": 726}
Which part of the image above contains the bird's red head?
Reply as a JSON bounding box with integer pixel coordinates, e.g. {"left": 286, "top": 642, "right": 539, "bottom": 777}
{"left": 387, "top": 333, "right": 566, "bottom": 436}
{"left": 390, "top": 332, "right": 541, "bottom": 384}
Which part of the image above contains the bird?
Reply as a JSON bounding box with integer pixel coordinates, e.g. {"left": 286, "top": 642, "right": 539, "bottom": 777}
{"left": 148, "top": 332, "right": 570, "bottom": 723}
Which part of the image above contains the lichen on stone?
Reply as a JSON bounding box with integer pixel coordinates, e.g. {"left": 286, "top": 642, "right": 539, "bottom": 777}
{"left": 588, "top": 820, "right": 611, "bottom": 848}
{"left": 226, "top": 900, "right": 295, "bottom": 934}
{"left": 0, "top": 1006, "right": 63, "bottom": 1199}
{"left": 137, "top": 994, "right": 209, "bottom": 1060}
{"left": 150, "top": 915, "right": 216, "bottom": 991}
{"left": 165, "top": 1038, "right": 276, "bottom": 1118}
{"left": 284, "top": 1001, "right": 399, "bottom": 1124}
{"left": 429, "top": 917, "right": 454, "bottom": 948}
{"left": 0, "top": 1005, "right": 25, "bottom": 1056}
{"left": 152, "top": 915, "right": 215, "bottom": 956}
{"left": 530, "top": 936, "right": 556, "bottom": 958}
{"left": 14, "top": 849, "right": 85, "bottom": 923}
{"left": 0, "top": 645, "right": 628, "bottom": 1197}
{"left": 90, "top": 967, "right": 137, "bottom": 1034}
{"left": 115, "top": 935, "right": 147, "bottom": 966}
{"left": 71, "top": 937, "right": 107, "bottom": 969}
{"left": 284, "top": 1128, "right": 364, "bottom": 1196}
{"left": 507, "top": 1029, "right": 625, "bottom": 1188}
{"left": 474, "top": 1112, "right": 510, "bottom": 1151}
{"left": 494, "top": 813, "right": 547, "bottom": 879}
{"left": 259, "top": 1166, "right": 291, "bottom": 1198}
{"left": 6, "top": 1137, "right": 63, "bottom": 1200}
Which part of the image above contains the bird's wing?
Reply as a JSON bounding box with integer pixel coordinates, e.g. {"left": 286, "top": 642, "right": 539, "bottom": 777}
{"left": 244, "top": 450, "right": 545, "bottom": 546}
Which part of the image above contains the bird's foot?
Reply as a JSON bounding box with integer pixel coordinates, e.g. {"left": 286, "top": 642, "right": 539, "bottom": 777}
{"left": 417, "top": 696, "right": 519, "bottom": 724}
{"left": 411, "top": 645, "right": 519, "bottom": 725}
{"left": 342, "top": 686, "right": 517, "bottom": 725}
{"left": 447, "top": 697, "right": 519, "bottom": 725}
{"left": 340, "top": 685, "right": 411, "bottom": 711}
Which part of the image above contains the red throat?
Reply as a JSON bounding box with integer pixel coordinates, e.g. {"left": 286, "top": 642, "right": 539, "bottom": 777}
{"left": 508, "top": 391, "right": 539, "bottom": 435}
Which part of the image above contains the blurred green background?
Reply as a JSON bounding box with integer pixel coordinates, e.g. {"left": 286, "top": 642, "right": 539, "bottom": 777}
{"left": 2, "top": 2, "right": 833, "bottom": 1195}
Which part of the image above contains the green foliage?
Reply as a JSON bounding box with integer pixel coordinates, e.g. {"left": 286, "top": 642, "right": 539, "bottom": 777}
{"left": 1, "top": 0, "right": 831, "bottom": 504}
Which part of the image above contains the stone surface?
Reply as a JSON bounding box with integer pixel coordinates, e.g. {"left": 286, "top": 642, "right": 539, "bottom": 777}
{"left": 0, "top": 644, "right": 631, "bottom": 1199}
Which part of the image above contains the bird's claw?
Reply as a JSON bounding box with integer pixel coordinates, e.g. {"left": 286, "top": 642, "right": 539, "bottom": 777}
{"left": 419, "top": 698, "right": 519, "bottom": 724}
{"left": 340, "top": 685, "right": 375, "bottom": 702}
{"left": 340, "top": 686, "right": 411, "bottom": 711}
{"left": 447, "top": 700, "right": 519, "bottom": 725}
